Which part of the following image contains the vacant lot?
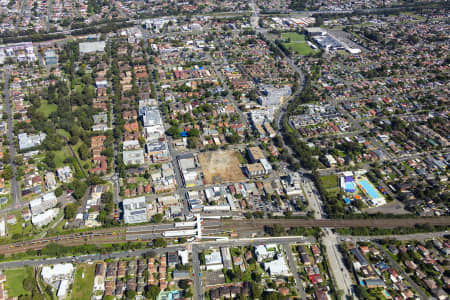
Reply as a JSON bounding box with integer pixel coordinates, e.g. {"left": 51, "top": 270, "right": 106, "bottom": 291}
{"left": 199, "top": 150, "right": 246, "bottom": 184}
{"left": 320, "top": 175, "right": 338, "bottom": 189}
{"left": 5, "top": 268, "right": 33, "bottom": 297}
{"left": 281, "top": 32, "right": 318, "bottom": 56}
{"left": 70, "top": 263, "right": 95, "bottom": 300}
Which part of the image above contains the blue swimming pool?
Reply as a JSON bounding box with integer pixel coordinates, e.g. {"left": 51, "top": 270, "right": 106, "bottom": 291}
{"left": 345, "top": 182, "right": 356, "bottom": 192}
{"left": 358, "top": 180, "right": 382, "bottom": 199}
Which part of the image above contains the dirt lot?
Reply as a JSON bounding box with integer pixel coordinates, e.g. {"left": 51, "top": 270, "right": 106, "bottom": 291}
{"left": 198, "top": 150, "right": 246, "bottom": 184}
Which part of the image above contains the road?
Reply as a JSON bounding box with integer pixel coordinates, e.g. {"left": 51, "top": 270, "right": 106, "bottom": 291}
{"left": 0, "top": 244, "right": 185, "bottom": 269}
{"left": 283, "top": 242, "right": 308, "bottom": 299}
{"left": 373, "top": 242, "right": 429, "bottom": 300}
{"left": 3, "top": 69, "right": 22, "bottom": 210}
{"left": 322, "top": 228, "right": 354, "bottom": 297}
{"left": 192, "top": 244, "right": 203, "bottom": 300}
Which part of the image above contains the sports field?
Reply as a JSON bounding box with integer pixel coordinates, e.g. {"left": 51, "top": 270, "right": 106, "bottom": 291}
{"left": 281, "top": 32, "right": 318, "bottom": 56}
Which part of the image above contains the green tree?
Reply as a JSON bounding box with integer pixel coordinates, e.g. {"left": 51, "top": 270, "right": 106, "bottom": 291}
{"left": 152, "top": 214, "right": 163, "bottom": 223}
{"left": 55, "top": 187, "right": 63, "bottom": 197}
{"left": 125, "top": 289, "right": 136, "bottom": 299}
{"left": 144, "top": 285, "right": 160, "bottom": 299}
{"left": 64, "top": 204, "right": 77, "bottom": 219}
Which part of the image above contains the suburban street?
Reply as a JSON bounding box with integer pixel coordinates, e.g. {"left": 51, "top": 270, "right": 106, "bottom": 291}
{"left": 283, "top": 242, "right": 308, "bottom": 299}
{"left": 2, "top": 70, "right": 22, "bottom": 210}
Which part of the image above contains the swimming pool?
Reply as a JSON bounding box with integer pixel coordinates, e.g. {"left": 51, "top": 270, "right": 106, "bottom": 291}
{"left": 358, "top": 180, "right": 382, "bottom": 199}
{"left": 345, "top": 182, "right": 356, "bottom": 192}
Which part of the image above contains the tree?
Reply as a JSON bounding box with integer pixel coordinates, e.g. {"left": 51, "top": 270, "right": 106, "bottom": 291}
{"left": 153, "top": 238, "right": 167, "bottom": 248}
{"left": 125, "top": 289, "right": 136, "bottom": 299}
{"left": 178, "top": 279, "right": 190, "bottom": 290}
{"left": 144, "top": 285, "right": 160, "bottom": 299}
{"left": 152, "top": 214, "right": 163, "bottom": 224}
{"left": 166, "top": 125, "right": 181, "bottom": 138}
{"left": 64, "top": 203, "right": 77, "bottom": 219}
{"left": 78, "top": 143, "right": 91, "bottom": 160}
{"left": 187, "top": 137, "right": 198, "bottom": 149}
{"left": 187, "top": 128, "right": 200, "bottom": 137}
{"left": 55, "top": 187, "right": 63, "bottom": 197}
{"left": 23, "top": 278, "right": 35, "bottom": 292}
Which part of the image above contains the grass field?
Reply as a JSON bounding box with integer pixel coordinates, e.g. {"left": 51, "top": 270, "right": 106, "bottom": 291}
{"left": 281, "top": 32, "right": 318, "bottom": 56}
{"left": 57, "top": 129, "right": 71, "bottom": 138}
{"left": 70, "top": 264, "right": 95, "bottom": 300}
{"left": 53, "top": 146, "right": 73, "bottom": 168}
{"left": 320, "top": 175, "right": 338, "bottom": 189}
{"left": 5, "top": 268, "right": 33, "bottom": 297}
{"left": 37, "top": 100, "right": 58, "bottom": 117}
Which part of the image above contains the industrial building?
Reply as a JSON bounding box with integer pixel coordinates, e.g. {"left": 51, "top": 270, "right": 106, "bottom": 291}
{"left": 123, "top": 197, "right": 148, "bottom": 224}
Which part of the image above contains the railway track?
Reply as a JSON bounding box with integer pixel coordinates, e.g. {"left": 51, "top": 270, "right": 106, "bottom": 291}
{"left": 0, "top": 218, "right": 448, "bottom": 255}
{"left": 223, "top": 217, "right": 450, "bottom": 230}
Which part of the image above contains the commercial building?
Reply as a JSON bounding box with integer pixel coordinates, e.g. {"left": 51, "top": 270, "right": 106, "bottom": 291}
{"left": 29, "top": 192, "right": 57, "bottom": 216}
{"left": 31, "top": 208, "right": 59, "bottom": 227}
{"left": 79, "top": 41, "right": 106, "bottom": 54}
{"left": 42, "top": 263, "right": 74, "bottom": 284}
{"left": 205, "top": 251, "right": 223, "bottom": 271}
{"left": 264, "top": 256, "right": 290, "bottom": 276}
{"left": 44, "top": 49, "right": 58, "bottom": 66}
{"left": 18, "top": 132, "right": 46, "bottom": 151}
{"left": 123, "top": 149, "right": 145, "bottom": 166}
{"left": 247, "top": 146, "right": 265, "bottom": 163}
{"left": 123, "top": 197, "right": 148, "bottom": 224}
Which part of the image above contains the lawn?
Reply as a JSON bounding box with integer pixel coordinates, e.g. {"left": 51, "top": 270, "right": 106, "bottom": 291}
{"left": 57, "top": 129, "right": 71, "bottom": 138}
{"left": 281, "top": 32, "right": 318, "bottom": 56}
{"left": 320, "top": 175, "right": 338, "bottom": 189}
{"left": 5, "top": 267, "right": 33, "bottom": 297}
{"left": 53, "top": 146, "right": 73, "bottom": 168}
{"left": 70, "top": 263, "right": 95, "bottom": 300}
{"left": 281, "top": 32, "right": 306, "bottom": 42}
{"left": 37, "top": 100, "right": 58, "bottom": 117}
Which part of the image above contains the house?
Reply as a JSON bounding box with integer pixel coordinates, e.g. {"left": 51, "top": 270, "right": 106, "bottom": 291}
{"left": 351, "top": 248, "right": 368, "bottom": 267}
{"left": 44, "top": 172, "right": 57, "bottom": 191}
{"left": 57, "top": 166, "right": 73, "bottom": 183}
{"left": 172, "top": 271, "right": 189, "bottom": 280}
{"left": 365, "top": 279, "right": 386, "bottom": 289}
{"left": 315, "top": 289, "right": 330, "bottom": 300}
{"left": 93, "top": 262, "right": 106, "bottom": 292}
{"left": 167, "top": 252, "right": 178, "bottom": 267}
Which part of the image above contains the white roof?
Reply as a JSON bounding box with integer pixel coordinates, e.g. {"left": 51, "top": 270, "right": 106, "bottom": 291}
{"left": 255, "top": 245, "right": 268, "bottom": 256}
{"left": 57, "top": 279, "right": 69, "bottom": 297}
{"left": 42, "top": 263, "right": 74, "bottom": 283}
{"left": 265, "top": 257, "right": 289, "bottom": 275}
{"left": 178, "top": 250, "right": 189, "bottom": 265}
{"left": 205, "top": 251, "right": 222, "bottom": 265}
